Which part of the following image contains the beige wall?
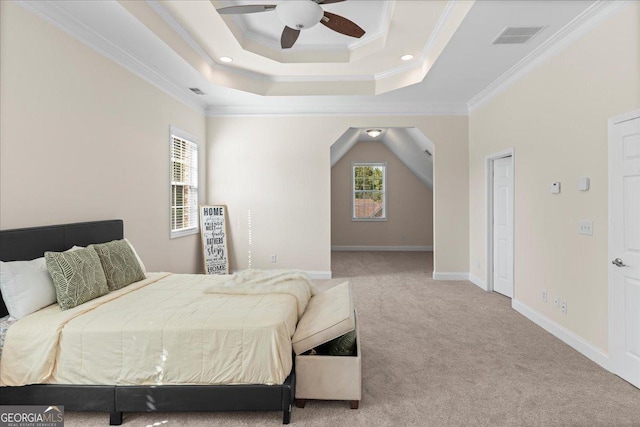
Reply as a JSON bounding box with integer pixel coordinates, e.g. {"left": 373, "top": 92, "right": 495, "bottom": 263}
{"left": 0, "top": 2, "right": 207, "bottom": 273}
{"left": 469, "top": 2, "right": 640, "bottom": 352}
{"left": 207, "top": 116, "right": 468, "bottom": 274}
{"left": 331, "top": 141, "right": 433, "bottom": 247}
{"left": 0, "top": 2, "right": 469, "bottom": 277}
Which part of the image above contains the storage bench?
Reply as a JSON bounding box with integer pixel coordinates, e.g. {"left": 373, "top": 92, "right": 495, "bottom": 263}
{"left": 292, "top": 282, "right": 361, "bottom": 409}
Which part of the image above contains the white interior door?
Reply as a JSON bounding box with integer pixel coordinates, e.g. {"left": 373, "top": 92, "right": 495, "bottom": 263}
{"left": 493, "top": 156, "right": 513, "bottom": 298}
{"left": 609, "top": 112, "right": 640, "bottom": 389}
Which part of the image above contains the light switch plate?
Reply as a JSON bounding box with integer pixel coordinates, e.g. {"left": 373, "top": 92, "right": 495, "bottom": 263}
{"left": 578, "top": 220, "right": 593, "bottom": 236}
{"left": 551, "top": 182, "right": 561, "bottom": 194}
{"left": 578, "top": 177, "right": 590, "bottom": 191}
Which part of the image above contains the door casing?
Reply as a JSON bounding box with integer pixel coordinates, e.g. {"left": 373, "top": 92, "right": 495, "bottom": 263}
{"left": 485, "top": 148, "right": 515, "bottom": 295}
{"left": 608, "top": 109, "right": 640, "bottom": 387}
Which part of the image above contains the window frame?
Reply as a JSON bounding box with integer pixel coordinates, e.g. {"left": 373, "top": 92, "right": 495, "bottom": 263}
{"left": 169, "top": 125, "right": 199, "bottom": 239}
{"left": 352, "top": 161, "right": 387, "bottom": 222}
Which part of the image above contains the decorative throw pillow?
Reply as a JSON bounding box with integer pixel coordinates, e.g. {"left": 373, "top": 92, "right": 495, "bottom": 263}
{"left": 90, "top": 239, "right": 145, "bottom": 291}
{"left": 45, "top": 246, "right": 109, "bottom": 310}
{"left": 327, "top": 329, "right": 357, "bottom": 356}
{"left": 0, "top": 257, "right": 57, "bottom": 319}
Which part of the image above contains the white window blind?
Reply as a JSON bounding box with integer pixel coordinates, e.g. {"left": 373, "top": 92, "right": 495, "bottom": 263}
{"left": 170, "top": 127, "right": 198, "bottom": 238}
{"left": 352, "top": 162, "right": 386, "bottom": 221}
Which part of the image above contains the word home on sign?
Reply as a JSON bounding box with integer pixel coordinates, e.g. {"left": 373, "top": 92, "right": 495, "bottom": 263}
{"left": 200, "top": 205, "right": 229, "bottom": 275}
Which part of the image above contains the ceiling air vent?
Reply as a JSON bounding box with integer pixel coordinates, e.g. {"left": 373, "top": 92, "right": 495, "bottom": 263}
{"left": 492, "top": 26, "right": 544, "bottom": 45}
{"left": 189, "top": 87, "right": 206, "bottom": 95}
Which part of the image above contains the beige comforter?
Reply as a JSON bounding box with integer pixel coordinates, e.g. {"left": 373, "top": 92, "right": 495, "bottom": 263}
{"left": 1, "top": 271, "right": 314, "bottom": 386}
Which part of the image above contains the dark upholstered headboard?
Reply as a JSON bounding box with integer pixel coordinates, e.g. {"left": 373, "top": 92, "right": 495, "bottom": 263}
{"left": 0, "top": 220, "right": 124, "bottom": 317}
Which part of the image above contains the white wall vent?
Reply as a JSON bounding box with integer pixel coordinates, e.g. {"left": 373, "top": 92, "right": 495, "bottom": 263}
{"left": 189, "top": 87, "right": 206, "bottom": 95}
{"left": 492, "top": 27, "right": 544, "bottom": 45}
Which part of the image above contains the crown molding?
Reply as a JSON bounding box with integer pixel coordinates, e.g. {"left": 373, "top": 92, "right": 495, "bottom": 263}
{"left": 374, "top": 0, "right": 456, "bottom": 81}
{"left": 148, "top": 0, "right": 460, "bottom": 89}
{"left": 16, "top": 0, "right": 207, "bottom": 115}
{"left": 147, "top": 0, "right": 374, "bottom": 82}
{"left": 14, "top": 0, "right": 469, "bottom": 118}
{"left": 467, "top": 0, "right": 630, "bottom": 113}
{"left": 146, "top": 0, "right": 215, "bottom": 68}
{"left": 206, "top": 103, "right": 469, "bottom": 117}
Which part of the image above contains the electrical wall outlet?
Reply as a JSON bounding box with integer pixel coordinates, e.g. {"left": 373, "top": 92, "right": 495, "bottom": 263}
{"left": 542, "top": 290, "right": 547, "bottom": 303}
{"left": 270, "top": 255, "right": 277, "bottom": 263}
{"left": 561, "top": 300, "right": 567, "bottom": 314}
{"left": 554, "top": 296, "right": 559, "bottom": 308}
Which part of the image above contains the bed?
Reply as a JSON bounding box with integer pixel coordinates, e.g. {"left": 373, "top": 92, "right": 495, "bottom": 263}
{"left": 0, "top": 220, "right": 297, "bottom": 424}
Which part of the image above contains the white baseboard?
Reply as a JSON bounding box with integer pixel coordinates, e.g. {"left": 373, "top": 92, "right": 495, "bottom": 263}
{"left": 512, "top": 299, "right": 610, "bottom": 371}
{"left": 231, "top": 269, "right": 332, "bottom": 280}
{"left": 469, "top": 274, "right": 488, "bottom": 291}
{"left": 432, "top": 272, "right": 469, "bottom": 281}
{"left": 332, "top": 245, "right": 433, "bottom": 252}
{"left": 306, "top": 271, "right": 332, "bottom": 280}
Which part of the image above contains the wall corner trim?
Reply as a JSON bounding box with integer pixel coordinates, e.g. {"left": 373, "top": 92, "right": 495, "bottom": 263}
{"left": 512, "top": 299, "right": 610, "bottom": 371}
{"left": 432, "top": 272, "right": 469, "bottom": 281}
{"left": 468, "top": 274, "right": 488, "bottom": 291}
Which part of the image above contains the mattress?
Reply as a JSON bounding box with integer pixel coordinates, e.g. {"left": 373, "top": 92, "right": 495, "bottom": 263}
{"left": 1, "top": 272, "right": 313, "bottom": 387}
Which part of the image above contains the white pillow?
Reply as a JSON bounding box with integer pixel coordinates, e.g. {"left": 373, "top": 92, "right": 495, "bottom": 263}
{"left": 124, "top": 238, "right": 146, "bottom": 273}
{"left": 0, "top": 258, "right": 57, "bottom": 319}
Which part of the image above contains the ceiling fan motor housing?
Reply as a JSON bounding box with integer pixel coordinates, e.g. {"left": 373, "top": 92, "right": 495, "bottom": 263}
{"left": 276, "top": 1, "right": 323, "bottom": 30}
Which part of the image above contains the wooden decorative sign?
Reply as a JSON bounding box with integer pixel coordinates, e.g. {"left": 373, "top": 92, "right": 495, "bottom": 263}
{"left": 200, "top": 205, "right": 229, "bottom": 275}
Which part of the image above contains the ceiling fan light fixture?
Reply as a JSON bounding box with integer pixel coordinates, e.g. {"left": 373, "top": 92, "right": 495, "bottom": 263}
{"left": 276, "top": 1, "right": 323, "bottom": 30}
{"left": 401, "top": 54, "right": 414, "bottom": 61}
{"left": 366, "top": 129, "right": 383, "bottom": 138}
{"left": 220, "top": 56, "right": 233, "bottom": 63}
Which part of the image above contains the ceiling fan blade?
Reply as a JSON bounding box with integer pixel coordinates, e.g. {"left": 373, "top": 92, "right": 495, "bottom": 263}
{"left": 281, "top": 26, "right": 300, "bottom": 49}
{"left": 217, "top": 5, "right": 276, "bottom": 15}
{"left": 318, "top": 0, "right": 347, "bottom": 4}
{"left": 320, "top": 11, "right": 365, "bottom": 38}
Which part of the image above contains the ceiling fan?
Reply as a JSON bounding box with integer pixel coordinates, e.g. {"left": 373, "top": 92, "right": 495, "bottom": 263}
{"left": 217, "top": 0, "right": 366, "bottom": 49}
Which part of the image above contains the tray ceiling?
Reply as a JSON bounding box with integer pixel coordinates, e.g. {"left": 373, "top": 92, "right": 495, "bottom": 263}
{"left": 16, "top": 0, "right": 604, "bottom": 114}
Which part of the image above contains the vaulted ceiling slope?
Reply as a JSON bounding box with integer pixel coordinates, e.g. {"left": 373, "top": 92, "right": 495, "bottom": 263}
{"left": 18, "top": 0, "right": 611, "bottom": 115}
{"left": 331, "top": 128, "right": 434, "bottom": 189}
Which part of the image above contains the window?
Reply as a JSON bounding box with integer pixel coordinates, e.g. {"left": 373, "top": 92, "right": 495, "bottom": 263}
{"left": 170, "top": 126, "right": 198, "bottom": 238}
{"left": 352, "top": 162, "right": 386, "bottom": 221}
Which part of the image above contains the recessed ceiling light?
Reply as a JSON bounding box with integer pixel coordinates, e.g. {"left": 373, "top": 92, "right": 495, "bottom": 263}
{"left": 401, "top": 54, "right": 414, "bottom": 61}
{"left": 220, "top": 56, "right": 233, "bottom": 63}
{"left": 366, "top": 129, "right": 383, "bottom": 138}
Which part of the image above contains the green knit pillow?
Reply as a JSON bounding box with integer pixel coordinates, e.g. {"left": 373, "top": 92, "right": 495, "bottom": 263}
{"left": 45, "top": 246, "right": 109, "bottom": 310}
{"left": 327, "top": 330, "right": 357, "bottom": 356}
{"left": 90, "top": 239, "right": 145, "bottom": 291}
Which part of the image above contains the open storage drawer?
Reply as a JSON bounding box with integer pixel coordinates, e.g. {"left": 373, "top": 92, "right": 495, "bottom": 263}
{"left": 292, "top": 282, "right": 361, "bottom": 409}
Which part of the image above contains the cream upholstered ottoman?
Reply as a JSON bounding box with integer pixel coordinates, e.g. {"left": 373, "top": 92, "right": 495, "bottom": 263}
{"left": 292, "top": 282, "right": 361, "bottom": 409}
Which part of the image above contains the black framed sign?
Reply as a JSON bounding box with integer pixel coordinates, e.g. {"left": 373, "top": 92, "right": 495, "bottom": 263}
{"left": 200, "top": 205, "right": 229, "bottom": 274}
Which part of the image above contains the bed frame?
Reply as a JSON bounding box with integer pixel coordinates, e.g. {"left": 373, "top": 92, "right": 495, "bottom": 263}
{"left": 0, "top": 220, "right": 295, "bottom": 424}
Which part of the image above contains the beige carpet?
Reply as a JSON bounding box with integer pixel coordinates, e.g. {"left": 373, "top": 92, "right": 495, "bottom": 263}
{"left": 66, "top": 252, "right": 640, "bottom": 427}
